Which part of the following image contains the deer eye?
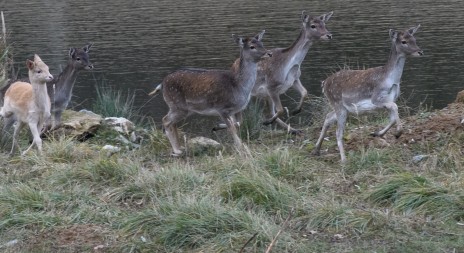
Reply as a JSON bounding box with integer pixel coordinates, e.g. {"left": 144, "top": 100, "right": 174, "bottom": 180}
{"left": 250, "top": 45, "right": 256, "bottom": 49}
{"left": 310, "top": 24, "right": 316, "bottom": 29}
{"left": 37, "top": 70, "right": 42, "bottom": 74}
{"left": 76, "top": 57, "right": 81, "bottom": 61}
{"left": 401, "top": 41, "right": 407, "bottom": 44}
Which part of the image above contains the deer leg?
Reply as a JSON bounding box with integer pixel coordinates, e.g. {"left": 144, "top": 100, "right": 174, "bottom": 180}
{"left": 312, "top": 110, "right": 336, "bottom": 156}
{"left": 263, "top": 91, "right": 284, "bottom": 125}
{"left": 23, "top": 121, "right": 43, "bottom": 155}
{"left": 263, "top": 91, "right": 303, "bottom": 135}
{"left": 290, "top": 79, "right": 308, "bottom": 115}
{"left": 10, "top": 121, "right": 25, "bottom": 156}
{"left": 162, "top": 110, "right": 186, "bottom": 156}
{"left": 50, "top": 110, "right": 63, "bottom": 131}
{"left": 1, "top": 116, "right": 15, "bottom": 144}
{"left": 221, "top": 114, "right": 242, "bottom": 148}
{"left": 372, "top": 102, "right": 402, "bottom": 138}
{"left": 335, "top": 109, "right": 348, "bottom": 163}
{"left": 212, "top": 112, "right": 241, "bottom": 132}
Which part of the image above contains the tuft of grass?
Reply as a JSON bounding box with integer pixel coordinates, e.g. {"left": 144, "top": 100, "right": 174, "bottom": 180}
{"left": 346, "top": 147, "right": 404, "bottom": 175}
{"left": 91, "top": 78, "right": 139, "bottom": 122}
{"left": 239, "top": 99, "right": 265, "bottom": 141}
{"left": 219, "top": 166, "right": 299, "bottom": 214}
{"left": 121, "top": 196, "right": 278, "bottom": 252}
{"left": 367, "top": 173, "right": 464, "bottom": 220}
{"left": 44, "top": 135, "right": 93, "bottom": 163}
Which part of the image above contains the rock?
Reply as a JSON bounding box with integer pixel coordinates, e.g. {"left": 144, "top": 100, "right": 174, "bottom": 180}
{"left": 455, "top": 90, "right": 464, "bottom": 104}
{"left": 187, "top": 136, "right": 222, "bottom": 155}
{"left": 52, "top": 110, "right": 103, "bottom": 140}
{"left": 101, "top": 145, "right": 121, "bottom": 157}
{"left": 104, "top": 117, "right": 135, "bottom": 135}
{"left": 412, "top": 154, "right": 429, "bottom": 163}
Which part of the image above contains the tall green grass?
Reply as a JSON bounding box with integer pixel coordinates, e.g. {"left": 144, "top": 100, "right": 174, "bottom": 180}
{"left": 91, "top": 78, "right": 139, "bottom": 123}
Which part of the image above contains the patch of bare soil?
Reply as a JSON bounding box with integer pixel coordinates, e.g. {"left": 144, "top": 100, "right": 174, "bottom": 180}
{"left": 345, "top": 100, "right": 464, "bottom": 151}
{"left": 27, "top": 224, "right": 114, "bottom": 252}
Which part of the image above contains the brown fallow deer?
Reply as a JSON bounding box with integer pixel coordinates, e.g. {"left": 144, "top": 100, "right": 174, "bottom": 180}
{"left": 212, "top": 11, "right": 333, "bottom": 134}
{"left": 251, "top": 10, "right": 333, "bottom": 134}
{"left": 1, "top": 44, "right": 93, "bottom": 133}
{"left": 151, "top": 31, "right": 271, "bottom": 156}
{"left": 312, "top": 25, "right": 423, "bottom": 163}
{"left": 0, "top": 55, "right": 53, "bottom": 155}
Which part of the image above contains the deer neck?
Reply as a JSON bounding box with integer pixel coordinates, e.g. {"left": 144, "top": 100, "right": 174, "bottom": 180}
{"left": 233, "top": 55, "right": 259, "bottom": 97}
{"left": 282, "top": 29, "right": 313, "bottom": 65}
{"left": 53, "top": 62, "right": 79, "bottom": 94}
{"left": 32, "top": 81, "right": 51, "bottom": 111}
{"left": 384, "top": 44, "right": 407, "bottom": 85}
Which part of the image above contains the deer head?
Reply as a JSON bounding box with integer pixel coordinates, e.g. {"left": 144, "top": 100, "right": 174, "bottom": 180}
{"left": 26, "top": 54, "right": 53, "bottom": 84}
{"left": 68, "top": 43, "right": 94, "bottom": 70}
{"left": 233, "top": 30, "right": 272, "bottom": 62}
{"left": 301, "top": 11, "right": 333, "bottom": 40}
{"left": 390, "top": 25, "right": 423, "bottom": 57}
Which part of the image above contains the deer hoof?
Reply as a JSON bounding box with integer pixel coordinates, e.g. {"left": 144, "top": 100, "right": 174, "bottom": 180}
{"left": 263, "top": 118, "right": 276, "bottom": 126}
{"left": 289, "top": 129, "right": 304, "bottom": 136}
{"left": 291, "top": 108, "right": 302, "bottom": 116}
{"left": 171, "top": 151, "right": 183, "bottom": 157}
{"left": 370, "top": 131, "right": 381, "bottom": 137}
{"left": 311, "top": 149, "right": 321, "bottom": 156}
{"left": 394, "top": 130, "right": 403, "bottom": 139}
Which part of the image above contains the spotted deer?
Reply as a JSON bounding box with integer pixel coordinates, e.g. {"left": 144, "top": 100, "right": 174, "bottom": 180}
{"left": 152, "top": 31, "right": 271, "bottom": 156}
{"left": 0, "top": 55, "right": 53, "bottom": 155}
{"left": 312, "top": 25, "right": 423, "bottom": 163}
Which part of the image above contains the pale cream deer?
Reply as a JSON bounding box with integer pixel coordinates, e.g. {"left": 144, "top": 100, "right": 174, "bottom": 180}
{"left": 0, "top": 54, "right": 53, "bottom": 155}
{"left": 313, "top": 25, "right": 423, "bottom": 163}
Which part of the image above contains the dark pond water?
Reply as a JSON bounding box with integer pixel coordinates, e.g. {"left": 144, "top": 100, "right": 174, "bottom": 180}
{"left": 2, "top": 0, "right": 464, "bottom": 131}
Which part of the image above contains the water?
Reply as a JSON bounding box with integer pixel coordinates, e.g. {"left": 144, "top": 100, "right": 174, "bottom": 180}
{"left": 2, "top": 0, "right": 464, "bottom": 131}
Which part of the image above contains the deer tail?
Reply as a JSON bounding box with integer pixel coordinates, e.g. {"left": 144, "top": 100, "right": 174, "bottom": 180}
{"left": 148, "top": 83, "right": 163, "bottom": 96}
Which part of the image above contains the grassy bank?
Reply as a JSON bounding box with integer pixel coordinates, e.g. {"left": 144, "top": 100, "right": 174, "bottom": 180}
{"left": 0, "top": 111, "right": 463, "bottom": 252}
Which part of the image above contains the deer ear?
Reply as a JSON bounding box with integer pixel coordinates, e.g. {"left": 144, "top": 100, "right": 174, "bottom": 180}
{"left": 69, "top": 48, "right": 76, "bottom": 58}
{"left": 232, "top": 34, "right": 244, "bottom": 47}
{"left": 320, "top": 11, "right": 333, "bottom": 22}
{"left": 83, "top": 43, "right": 92, "bottom": 52}
{"left": 33, "top": 54, "right": 42, "bottom": 63}
{"left": 26, "top": 59, "right": 34, "bottom": 70}
{"left": 408, "top": 24, "right": 420, "bottom": 35}
{"left": 389, "top": 29, "right": 398, "bottom": 40}
{"left": 301, "top": 10, "right": 310, "bottom": 23}
{"left": 255, "top": 30, "right": 265, "bottom": 41}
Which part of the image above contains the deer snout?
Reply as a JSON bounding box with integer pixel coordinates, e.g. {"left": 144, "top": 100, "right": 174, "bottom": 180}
{"left": 412, "top": 50, "right": 424, "bottom": 57}
{"left": 321, "top": 33, "right": 333, "bottom": 40}
{"left": 85, "top": 64, "right": 94, "bottom": 70}
{"left": 46, "top": 74, "right": 54, "bottom": 81}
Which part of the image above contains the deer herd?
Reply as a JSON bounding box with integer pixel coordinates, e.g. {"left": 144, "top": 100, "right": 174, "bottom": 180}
{"left": 0, "top": 10, "right": 424, "bottom": 163}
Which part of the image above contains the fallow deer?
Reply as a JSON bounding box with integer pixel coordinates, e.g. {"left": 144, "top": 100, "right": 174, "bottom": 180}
{"left": 0, "top": 54, "right": 53, "bottom": 155}
{"left": 0, "top": 44, "right": 93, "bottom": 133}
{"left": 153, "top": 30, "right": 271, "bottom": 156}
{"left": 253, "top": 11, "right": 333, "bottom": 134}
{"left": 312, "top": 25, "right": 423, "bottom": 163}
{"left": 47, "top": 43, "right": 93, "bottom": 129}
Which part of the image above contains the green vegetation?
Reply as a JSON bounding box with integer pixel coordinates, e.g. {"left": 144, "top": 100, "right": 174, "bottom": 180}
{"left": 0, "top": 120, "right": 462, "bottom": 252}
